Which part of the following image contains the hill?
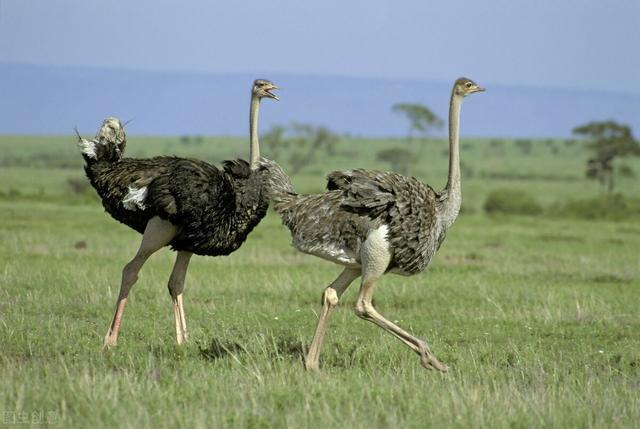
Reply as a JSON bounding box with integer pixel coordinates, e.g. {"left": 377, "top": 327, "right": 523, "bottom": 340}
{"left": 1, "top": 62, "right": 639, "bottom": 138}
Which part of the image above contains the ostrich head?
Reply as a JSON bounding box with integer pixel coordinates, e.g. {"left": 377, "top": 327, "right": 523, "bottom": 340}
{"left": 97, "top": 117, "right": 126, "bottom": 143}
{"left": 453, "top": 77, "right": 485, "bottom": 97}
{"left": 96, "top": 117, "right": 127, "bottom": 160}
{"left": 252, "top": 79, "right": 279, "bottom": 101}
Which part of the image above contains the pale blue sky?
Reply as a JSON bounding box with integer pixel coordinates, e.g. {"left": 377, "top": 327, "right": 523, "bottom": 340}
{"left": 1, "top": 0, "right": 638, "bottom": 94}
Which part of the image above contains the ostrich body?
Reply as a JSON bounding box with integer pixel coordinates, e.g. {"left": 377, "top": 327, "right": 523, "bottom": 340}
{"left": 273, "top": 78, "right": 484, "bottom": 372}
{"left": 78, "top": 80, "right": 284, "bottom": 348}
{"left": 86, "top": 156, "right": 271, "bottom": 256}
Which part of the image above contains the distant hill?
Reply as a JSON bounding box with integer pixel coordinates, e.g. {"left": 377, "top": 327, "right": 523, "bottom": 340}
{"left": 1, "top": 62, "right": 638, "bottom": 138}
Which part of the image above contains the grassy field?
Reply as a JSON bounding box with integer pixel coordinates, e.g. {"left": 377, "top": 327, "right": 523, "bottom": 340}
{"left": 1, "top": 134, "right": 639, "bottom": 428}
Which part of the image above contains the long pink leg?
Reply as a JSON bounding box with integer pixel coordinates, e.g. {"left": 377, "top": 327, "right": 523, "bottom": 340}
{"left": 103, "top": 217, "right": 178, "bottom": 349}
{"left": 168, "top": 251, "right": 192, "bottom": 345}
{"left": 305, "top": 268, "right": 360, "bottom": 371}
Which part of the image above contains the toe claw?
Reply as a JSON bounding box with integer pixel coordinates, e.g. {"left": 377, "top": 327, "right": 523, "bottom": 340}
{"left": 421, "top": 354, "right": 449, "bottom": 373}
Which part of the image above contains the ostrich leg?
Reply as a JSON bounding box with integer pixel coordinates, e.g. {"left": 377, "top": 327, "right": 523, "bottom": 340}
{"left": 167, "top": 251, "right": 193, "bottom": 345}
{"left": 103, "top": 217, "right": 178, "bottom": 348}
{"left": 305, "top": 268, "right": 360, "bottom": 371}
{"left": 354, "top": 230, "right": 448, "bottom": 372}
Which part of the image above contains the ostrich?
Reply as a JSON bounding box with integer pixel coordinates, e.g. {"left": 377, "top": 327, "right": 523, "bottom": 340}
{"left": 77, "top": 79, "right": 287, "bottom": 348}
{"left": 272, "top": 78, "right": 484, "bottom": 372}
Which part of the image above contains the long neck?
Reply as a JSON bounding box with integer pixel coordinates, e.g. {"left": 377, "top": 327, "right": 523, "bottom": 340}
{"left": 442, "top": 91, "right": 463, "bottom": 225}
{"left": 249, "top": 95, "right": 260, "bottom": 170}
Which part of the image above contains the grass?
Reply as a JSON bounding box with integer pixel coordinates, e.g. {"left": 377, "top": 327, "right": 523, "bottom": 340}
{"left": 0, "top": 133, "right": 639, "bottom": 427}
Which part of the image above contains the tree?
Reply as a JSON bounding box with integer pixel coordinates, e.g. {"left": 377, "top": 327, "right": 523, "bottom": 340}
{"left": 262, "top": 125, "right": 287, "bottom": 159}
{"left": 288, "top": 123, "right": 339, "bottom": 174}
{"left": 573, "top": 120, "right": 639, "bottom": 192}
{"left": 262, "top": 123, "right": 339, "bottom": 175}
{"left": 392, "top": 103, "right": 443, "bottom": 140}
{"left": 376, "top": 148, "right": 414, "bottom": 176}
{"left": 391, "top": 103, "right": 443, "bottom": 174}
{"left": 515, "top": 139, "right": 533, "bottom": 155}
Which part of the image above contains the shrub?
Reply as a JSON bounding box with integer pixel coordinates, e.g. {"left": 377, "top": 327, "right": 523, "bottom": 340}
{"left": 483, "top": 189, "right": 543, "bottom": 215}
{"left": 376, "top": 148, "right": 414, "bottom": 175}
{"left": 67, "top": 177, "right": 90, "bottom": 195}
{"left": 515, "top": 139, "right": 532, "bottom": 155}
{"left": 549, "top": 194, "right": 640, "bottom": 221}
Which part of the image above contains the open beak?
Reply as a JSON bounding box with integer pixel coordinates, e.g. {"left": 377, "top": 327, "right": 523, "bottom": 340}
{"left": 264, "top": 85, "right": 280, "bottom": 101}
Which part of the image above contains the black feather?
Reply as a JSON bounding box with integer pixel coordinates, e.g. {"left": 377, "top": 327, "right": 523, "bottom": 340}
{"left": 84, "top": 156, "right": 272, "bottom": 256}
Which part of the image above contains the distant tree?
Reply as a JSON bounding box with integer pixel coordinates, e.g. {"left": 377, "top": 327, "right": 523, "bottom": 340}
{"left": 544, "top": 139, "right": 559, "bottom": 154}
{"left": 287, "top": 123, "right": 339, "bottom": 174}
{"left": 392, "top": 103, "right": 443, "bottom": 139}
{"left": 488, "top": 139, "right": 506, "bottom": 156}
{"left": 573, "top": 120, "right": 640, "bottom": 192}
{"left": 392, "top": 103, "right": 443, "bottom": 174}
{"left": 376, "top": 148, "right": 414, "bottom": 176}
{"left": 262, "top": 125, "right": 287, "bottom": 159}
{"left": 618, "top": 164, "right": 635, "bottom": 179}
{"left": 515, "top": 139, "right": 533, "bottom": 155}
{"left": 460, "top": 161, "right": 474, "bottom": 179}
{"left": 262, "top": 123, "right": 339, "bottom": 175}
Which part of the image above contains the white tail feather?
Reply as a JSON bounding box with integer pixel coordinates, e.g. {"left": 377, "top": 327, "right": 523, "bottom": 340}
{"left": 122, "top": 186, "right": 148, "bottom": 210}
{"left": 78, "top": 139, "right": 97, "bottom": 160}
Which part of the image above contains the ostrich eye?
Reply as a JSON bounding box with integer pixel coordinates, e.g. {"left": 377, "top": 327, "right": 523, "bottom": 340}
{"left": 465, "top": 82, "right": 473, "bottom": 88}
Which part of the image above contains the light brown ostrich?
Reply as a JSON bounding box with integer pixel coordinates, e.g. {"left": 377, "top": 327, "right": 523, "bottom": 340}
{"left": 271, "top": 78, "right": 484, "bottom": 371}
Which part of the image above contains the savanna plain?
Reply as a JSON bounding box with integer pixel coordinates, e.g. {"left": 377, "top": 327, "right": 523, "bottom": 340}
{"left": 1, "top": 134, "right": 639, "bottom": 428}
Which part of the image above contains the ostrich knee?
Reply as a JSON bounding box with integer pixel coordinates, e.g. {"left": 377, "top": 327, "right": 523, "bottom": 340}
{"left": 121, "top": 263, "right": 138, "bottom": 292}
{"left": 119, "top": 254, "right": 147, "bottom": 298}
{"left": 354, "top": 298, "right": 375, "bottom": 320}
{"left": 322, "top": 287, "right": 340, "bottom": 308}
{"left": 168, "top": 277, "right": 184, "bottom": 299}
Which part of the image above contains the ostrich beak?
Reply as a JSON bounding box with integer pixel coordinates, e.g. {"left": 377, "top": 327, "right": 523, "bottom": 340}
{"left": 473, "top": 86, "right": 486, "bottom": 93}
{"left": 264, "top": 85, "right": 280, "bottom": 101}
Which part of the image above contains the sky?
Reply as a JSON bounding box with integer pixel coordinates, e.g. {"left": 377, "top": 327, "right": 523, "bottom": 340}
{"left": 1, "top": 0, "right": 639, "bottom": 94}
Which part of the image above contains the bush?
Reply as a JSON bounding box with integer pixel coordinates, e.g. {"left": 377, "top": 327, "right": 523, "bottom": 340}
{"left": 376, "top": 148, "right": 414, "bottom": 175}
{"left": 549, "top": 194, "right": 640, "bottom": 221}
{"left": 483, "top": 189, "right": 543, "bottom": 215}
{"left": 67, "top": 177, "right": 90, "bottom": 195}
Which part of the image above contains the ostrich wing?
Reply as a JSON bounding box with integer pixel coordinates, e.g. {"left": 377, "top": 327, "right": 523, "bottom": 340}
{"left": 326, "top": 169, "right": 400, "bottom": 220}
{"left": 327, "top": 168, "right": 443, "bottom": 274}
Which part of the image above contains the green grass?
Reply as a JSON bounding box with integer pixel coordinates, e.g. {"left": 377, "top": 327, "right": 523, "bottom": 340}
{"left": 0, "top": 134, "right": 639, "bottom": 427}
{"left": 2, "top": 134, "right": 639, "bottom": 205}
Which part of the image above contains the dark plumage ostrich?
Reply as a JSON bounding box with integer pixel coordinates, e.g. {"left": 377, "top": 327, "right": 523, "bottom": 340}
{"left": 77, "top": 80, "right": 290, "bottom": 348}
{"left": 271, "top": 78, "right": 484, "bottom": 372}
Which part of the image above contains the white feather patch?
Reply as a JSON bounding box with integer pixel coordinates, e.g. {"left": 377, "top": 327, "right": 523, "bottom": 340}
{"left": 367, "top": 224, "right": 389, "bottom": 247}
{"left": 122, "top": 186, "right": 148, "bottom": 210}
{"left": 295, "top": 238, "right": 357, "bottom": 266}
{"left": 78, "top": 139, "right": 97, "bottom": 159}
{"left": 361, "top": 225, "right": 392, "bottom": 276}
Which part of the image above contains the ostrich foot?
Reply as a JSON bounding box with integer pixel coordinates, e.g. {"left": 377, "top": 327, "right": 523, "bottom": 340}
{"left": 176, "top": 330, "right": 188, "bottom": 345}
{"left": 103, "top": 332, "right": 118, "bottom": 349}
{"left": 303, "top": 359, "right": 321, "bottom": 372}
{"left": 420, "top": 351, "right": 449, "bottom": 373}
